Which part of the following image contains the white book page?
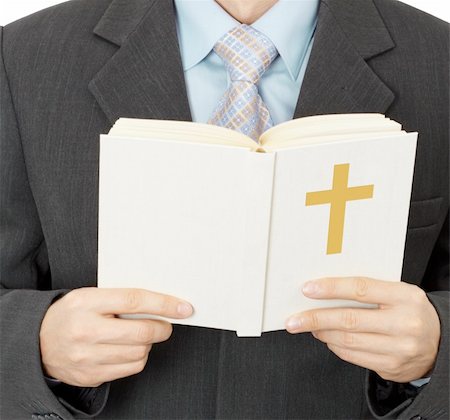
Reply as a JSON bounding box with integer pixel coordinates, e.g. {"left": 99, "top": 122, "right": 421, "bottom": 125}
{"left": 262, "top": 133, "right": 417, "bottom": 332}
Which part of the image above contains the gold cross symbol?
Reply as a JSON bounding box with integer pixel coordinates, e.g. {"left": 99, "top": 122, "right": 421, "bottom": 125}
{"left": 305, "top": 163, "right": 374, "bottom": 255}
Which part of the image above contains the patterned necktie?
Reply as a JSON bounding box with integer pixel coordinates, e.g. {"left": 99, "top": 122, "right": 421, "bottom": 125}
{"left": 208, "top": 24, "right": 278, "bottom": 141}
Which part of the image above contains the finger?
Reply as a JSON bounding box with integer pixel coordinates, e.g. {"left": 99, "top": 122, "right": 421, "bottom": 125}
{"left": 312, "top": 330, "right": 394, "bottom": 355}
{"left": 328, "top": 344, "right": 396, "bottom": 372}
{"left": 86, "top": 288, "right": 193, "bottom": 318}
{"left": 95, "top": 318, "right": 173, "bottom": 345}
{"left": 95, "top": 344, "right": 152, "bottom": 365}
{"left": 68, "top": 344, "right": 151, "bottom": 366}
{"left": 286, "top": 307, "right": 396, "bottom": 334}
{"left": 93, "top": 358, "right": 150, "bottom": 385}
{"left": 301, "top": 277, "right": 409, "bottom": 305}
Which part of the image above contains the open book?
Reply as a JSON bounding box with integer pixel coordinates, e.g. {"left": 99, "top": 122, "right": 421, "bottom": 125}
{"left": 97, "top": 114, "right": 417, "bottom": 336}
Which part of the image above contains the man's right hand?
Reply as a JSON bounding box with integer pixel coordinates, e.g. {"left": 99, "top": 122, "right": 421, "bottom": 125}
{"left": 39, "top": 288, "right": 193, "bottom": 387}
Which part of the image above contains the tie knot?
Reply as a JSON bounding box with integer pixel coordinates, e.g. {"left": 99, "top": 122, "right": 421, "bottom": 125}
{"left": 214, "top": 24, "right": 278, "bottom": 84}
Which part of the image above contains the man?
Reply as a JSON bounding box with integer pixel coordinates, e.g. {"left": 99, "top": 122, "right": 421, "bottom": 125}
{"left": 1, "top": 0, "right": 448, "bottom": 418}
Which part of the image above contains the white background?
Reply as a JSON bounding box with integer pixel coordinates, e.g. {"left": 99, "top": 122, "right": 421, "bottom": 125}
{"left": 0, "top": 0, "right": 449, "bottom": 26}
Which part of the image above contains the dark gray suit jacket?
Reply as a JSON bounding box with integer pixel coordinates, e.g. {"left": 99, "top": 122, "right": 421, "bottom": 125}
{"left": 1, "top": 0, "right": 448, "bottom": 419}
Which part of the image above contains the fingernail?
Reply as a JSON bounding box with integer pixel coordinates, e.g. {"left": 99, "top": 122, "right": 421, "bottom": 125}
{"left": 286, "top": 317, "right": 302, "bottom": 332}
{"left": 303, "top": 281, "right": 319, "bottom": 296}
{"left": 177, "top": 302, "right": 193, "bottom": 317}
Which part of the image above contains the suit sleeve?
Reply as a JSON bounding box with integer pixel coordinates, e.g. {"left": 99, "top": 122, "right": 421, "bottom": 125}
{"left": 366, "top": 212, "right": 449, "bottom": 419}
{"left": 0, "top": 26, "right": 109, "bottom": 419}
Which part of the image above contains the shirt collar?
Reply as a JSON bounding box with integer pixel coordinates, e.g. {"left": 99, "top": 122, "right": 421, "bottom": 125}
{"left": 174, "top": 0, "right": 319, "bottom": 81}
{"left": 174, "top": 0, "right": 239, "bottom": 71}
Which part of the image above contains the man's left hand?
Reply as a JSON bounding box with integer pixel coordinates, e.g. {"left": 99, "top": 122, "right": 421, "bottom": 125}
{"left": 285, "top": 277, "right": 440, "bottom": 383}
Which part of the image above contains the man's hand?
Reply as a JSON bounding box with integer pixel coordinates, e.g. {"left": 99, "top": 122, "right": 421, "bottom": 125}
{"left": 40, "top": 288, "right": 193, "bottom": 387}
{"left": 285, "top": 278, "right": 440, "bottom": 383}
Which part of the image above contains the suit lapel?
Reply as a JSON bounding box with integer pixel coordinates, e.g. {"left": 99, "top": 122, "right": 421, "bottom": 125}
{"left": 89, "top": 0, "right": 395, "bottom": 125}
{"left": 294, "top": 0, "right": 395, "bottom": 118}
{"left": 89, "top": 0, "right": 192, "bottom": 124}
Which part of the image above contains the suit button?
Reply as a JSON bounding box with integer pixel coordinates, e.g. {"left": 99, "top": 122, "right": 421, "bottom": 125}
{"left": 410, "top": 416, "right": 423, "bottom": 420}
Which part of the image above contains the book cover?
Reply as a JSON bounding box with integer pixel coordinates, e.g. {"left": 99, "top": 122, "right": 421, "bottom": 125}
{"left": 97, "top": 115, "right": 417, "bottom": 336}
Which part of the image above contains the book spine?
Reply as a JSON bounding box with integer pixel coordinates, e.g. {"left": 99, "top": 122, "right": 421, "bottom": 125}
{"left": 236, "top": 152, "right": 275, "bottom": 337}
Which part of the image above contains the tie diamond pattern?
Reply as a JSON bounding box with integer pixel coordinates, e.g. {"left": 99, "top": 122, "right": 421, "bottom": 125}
{"left": 208, "top": 24, "right": 278, "bottom": 141}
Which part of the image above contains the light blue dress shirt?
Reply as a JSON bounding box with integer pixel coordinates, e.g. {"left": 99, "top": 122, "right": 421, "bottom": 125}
{"left": 174, "top": 0, "right": 320, "bottom": 125}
